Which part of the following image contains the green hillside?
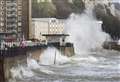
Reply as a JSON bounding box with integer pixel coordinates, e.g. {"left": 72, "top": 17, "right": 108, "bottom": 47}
{"left": 32, "top": 0, "right": 85, "bottom": 18}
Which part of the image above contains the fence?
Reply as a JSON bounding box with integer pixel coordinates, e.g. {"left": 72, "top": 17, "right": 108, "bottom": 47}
{"left": 0, "top": 47, "right": 27, "bottom": 58}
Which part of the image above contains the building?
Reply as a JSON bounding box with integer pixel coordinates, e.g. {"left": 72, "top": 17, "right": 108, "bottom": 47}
{"left": 0, "top": 0, "right": 31, "bottom": 41}
{"left": 42, "top": 34, "right": 69, "bottom": 46}
{"left": 68, "top": 0, "right": 73, "bottom": 3}
{"left": 0, "top": 32, "right": 14, "bottom": 42}
{"left": 37, "top": 0, "right": 52, "bottom": 3}
{"left": 30, "top": 18, "right": 65, "bottom": 42}
{"left": 37, "top": 0, "right": 73, "bottom": 3}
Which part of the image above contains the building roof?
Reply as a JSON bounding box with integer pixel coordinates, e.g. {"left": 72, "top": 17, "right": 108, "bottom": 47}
{"left": 42, "top": 34, "right": 69, "bottom": 36}
{"left": 32, "top": 18, "right": 65, "bottom": 22}
{"left": 0, "top": 32, "right": 15, "bottom": 35}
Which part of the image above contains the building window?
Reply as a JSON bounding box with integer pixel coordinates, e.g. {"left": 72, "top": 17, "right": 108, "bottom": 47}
{"left": 18, "top": 0, "right": 22, "bottom": 3}
{"left": 50, "top": 19, "right": 56, "bottom": 23}
{"left": 0, "top": 18, "right": 4, "bottom": 21}
{"left": 1, "top": 1, "right": 4, "bottom": 4}
{"left": 18, "top": 16, "right": 22, "bottom": 21}
{"left": 1, "top": 7, "right": 4, "bottom": 10}
{"left": 18, "top": 27, "right": 22, "bottom": 32}
{"left": 6, "top": 1, "right": 11, "bottom": 4}
{"left": 18, "top": 6, "right": 22, "bottom": 10}
{"left": 1, "top": 12, "right": 3, "bottom": 15}
{"left": 18, "top": 11, "right": 22, "bottom": 15}
{"left": 18, "top": 22, "right": 22, "bottom": 26}
{"left": 0, "top": 22, "right": 4, "bottom": 26}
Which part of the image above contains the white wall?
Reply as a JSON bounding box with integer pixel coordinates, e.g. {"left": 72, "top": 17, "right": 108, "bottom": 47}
{"left": 30, "top": 18, "right": 65, "bottom": 41}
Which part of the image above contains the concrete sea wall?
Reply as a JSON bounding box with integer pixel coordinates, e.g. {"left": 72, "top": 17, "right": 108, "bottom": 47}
{"left": 0, "top": 48, "right": 27, "bottom": 82}
{"left": 29, "top": 43, "right": 75, "bottom": 60}
{"left": 0, "top": 43, "right": 74, "bottom": 82}
{"left": 4, "top": 55, "right": 27, "bottom": 82}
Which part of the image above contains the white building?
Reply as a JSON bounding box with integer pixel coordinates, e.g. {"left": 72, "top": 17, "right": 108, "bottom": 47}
{"left": 30, "top": 18, "right": 65, "bottom": 42}
{"left": 42, "top": 34, "right": 69, "bottom": 46}
{"left": 68, "top": 0, "right": 73, "bottom": 3}
{"left": 37, "top": 0, "right": 52, "bottom": 3}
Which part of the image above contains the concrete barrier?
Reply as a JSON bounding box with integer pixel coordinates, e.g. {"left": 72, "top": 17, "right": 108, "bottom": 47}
{"left": 0, "top": 42, "right": 74, "bottom": 82}
{"left": 29, "top": 43, "right": 75, "bottom": 61}
{"left": 0, "top": 47, "right": 27, "bottom": 82}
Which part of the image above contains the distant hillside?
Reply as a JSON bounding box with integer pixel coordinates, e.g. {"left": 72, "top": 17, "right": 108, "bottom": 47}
{"left": 79, "top": 0, "right": 120, "bottom": 40}
{"left": 92, "top": 1, "right": 120, "bottom": 40}
{"left": 32, "top": 0, "right": 85, "bottom": 18}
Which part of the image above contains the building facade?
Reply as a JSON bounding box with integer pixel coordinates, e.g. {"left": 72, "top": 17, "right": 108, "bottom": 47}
{"left": 30, "top": 18, "right": 65, "bottom": 42}
{"left": 0, "top": 0, "right": 31, "bottom": 41}
{"left": 37, "top": 0, "right": 72, "bottom": 3}
{"left": 37, "top": 0, "right": 52, "bottom": 3}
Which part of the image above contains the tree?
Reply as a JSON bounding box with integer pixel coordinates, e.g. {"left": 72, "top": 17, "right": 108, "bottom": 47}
{"left": 38, "top": 2, "right": 56, "bottom": 17}
{"left": 94, "top": 4, "right": 120, "bottom": 40}
{"left": 32, "top": 0, "right": 41, "bottom": 18}
{"left": 32, "top": 0, "right": 86, "bottom": 18}
{"left": 52, "top": 0, "right": 72, "bottom": 18}
{"left": 71, "top": 0, "right": 85, "bottom": 13}
{"left": 32, "top": 0, "right": 56, "bottom": 18}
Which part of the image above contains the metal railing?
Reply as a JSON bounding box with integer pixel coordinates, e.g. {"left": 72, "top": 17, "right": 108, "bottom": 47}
{"left": 0, "top": 46, "right": 26, "bottom": 58}
{"left": 0, "top": 37, "right": 24, "bottom": 57}
{"left": 0, "top": 41, "right": 71, "bottom": 58}
{"left": 0, "top": 42, "right": 46, "bottom": 58}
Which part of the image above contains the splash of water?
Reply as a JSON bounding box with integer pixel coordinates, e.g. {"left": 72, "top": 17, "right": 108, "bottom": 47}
{"left": 39, "top": 47, "right": 70, "bottom": 65}
{"left": 27, "top": 57, "right": 55, "bottom": 74}
{"left": 9, "top": 57, "right": 55, "bottom": 82}
{"left": 10, "top": 64, "right": 34, "bottom": 80}
{"left": 65, "top": 10, "right": 110, "bottom": 54}
{"left": 27, "top": 57, "right": 40, "bottom": 69}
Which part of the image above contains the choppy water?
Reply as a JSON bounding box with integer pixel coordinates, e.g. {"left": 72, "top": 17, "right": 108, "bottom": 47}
{"left": 9, "top": 49, "right": 120, "bottom": 82}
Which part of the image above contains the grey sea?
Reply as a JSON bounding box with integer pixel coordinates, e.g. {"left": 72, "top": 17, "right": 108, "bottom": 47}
{"left": 9, "top": 49, "right": 120, "bottom": 82}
